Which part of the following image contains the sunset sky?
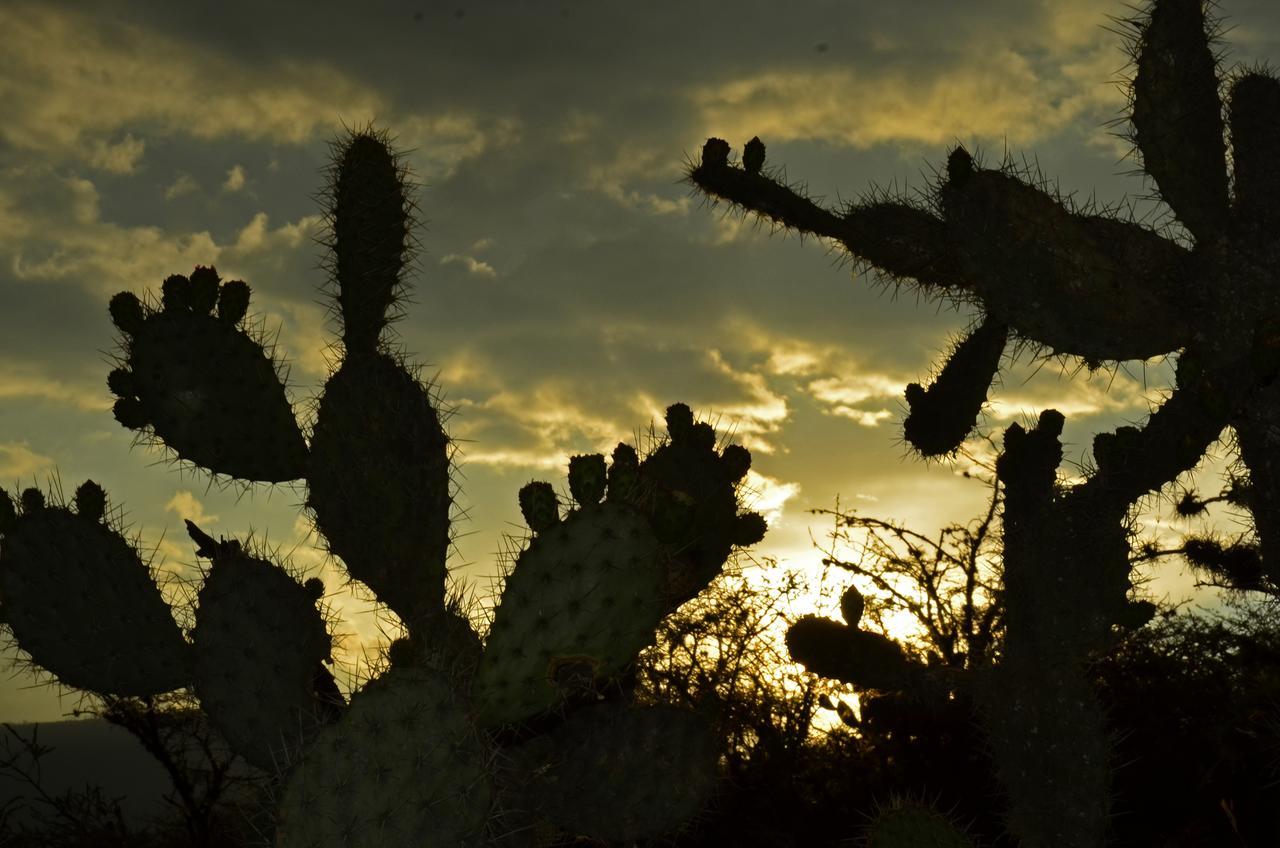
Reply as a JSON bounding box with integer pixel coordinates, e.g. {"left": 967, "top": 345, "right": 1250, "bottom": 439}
{"left": 1, "top": 0, "right": 1277, "bottom": 723}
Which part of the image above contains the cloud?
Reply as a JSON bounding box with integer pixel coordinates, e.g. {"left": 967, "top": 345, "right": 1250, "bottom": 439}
{"left": 85, "top": 134, "right": 146, "bottom": 175}
{"left": 439, "top": 254, "right": 496, "bottom": 278}
{"left": 228, "top": 211, "right": 318, "bottom": 257}
{"left": 0, "top": 442, "right": 55, "bottom": 481}
{"left": 395, "top": 113, "right": 523, "bottom": 181}
{"left": 0, "top": 362, "right": 111, "bottom": 412}
{"left": 689, "top": 52, "right": 1118, "bottom": 153}
{"left": 742, "top": 469, "right": 800, "bottom": 526}
{"left": 1, "top": 167, "right": 322, "bottom": 308}
{"left": 163, "top": 490, "right": 218, "bottom": 528}
{"left": 222, "top": 164, "right": 246, "bottom": 192}
{"left": 164, "top": 173, "right": 198, "bottom": 200}
{"left": 0, "top": 4, "right": 388, "bottom": 167}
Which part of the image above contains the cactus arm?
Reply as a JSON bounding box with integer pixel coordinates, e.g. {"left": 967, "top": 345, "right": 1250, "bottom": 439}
{"left": 688, "top": 145, "right": 962, "bottom": 293}
{"left": 982, "top": 411, "right": 1116, "bottom": 848}
{"left": 1227, "top": 73, "right": 1280, "bottom": 234}
{"left": 692, "top": 141, "right": 1196, "bottom": 364}
{"left": 904, "top": 317, "right": 1008, "bottom": 457}
{"left": 1130, "top": 0, "right": 1230, "bottom": 242}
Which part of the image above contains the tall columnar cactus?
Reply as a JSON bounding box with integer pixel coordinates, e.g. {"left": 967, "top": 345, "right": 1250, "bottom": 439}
{"left": 0, "top": 125, "right": 767, "bottom": 846}
{"left": 686, "top": 0, "right": 1279, "bottom": 845}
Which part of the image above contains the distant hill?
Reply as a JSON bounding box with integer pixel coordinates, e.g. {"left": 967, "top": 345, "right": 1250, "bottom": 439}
{"left": 0, "top": 717, "right": 264, "bottom": 834}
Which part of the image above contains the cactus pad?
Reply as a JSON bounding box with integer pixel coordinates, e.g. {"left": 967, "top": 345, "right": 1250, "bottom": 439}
{"left": 0, "top": 483, "right": 189, "bottom": 696}
{"left": 187, "top": 522, "right": 337, "bottom": 771}
{"left": 107, "top": 268, "right": 308, "bottom": 483}
{"left": 306, "top": 350, "right": 452, "bottom": 631}
{"left": 276, "top": 667, "right": 493, "bottom": 847}
{"left": 475, "top": 501, "right": 666, "bottom": 727}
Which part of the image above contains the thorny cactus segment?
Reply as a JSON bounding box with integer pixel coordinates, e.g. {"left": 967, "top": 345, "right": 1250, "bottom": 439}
{"left": 689, "top": 142, "right": 1194, "bottom": 363}
{"left": 276, "top": 667, "right": 495, "bottom": 848}
{"left": 107, "top": 267, "right": 308, "bottom": 483}
{"left": 511, "top": 702, "right": 720, "bottom": 842}
{"left": 305, "top": 349, "right": 452, "bottom": 634}
{"left": 322, "top": 126, "right": 418, "bottom": 356}
{"left": 903, "top": 317, "right": 1008, "bottom": 457}
{"left": 1131, "top": 0, "right": 1229, "bottom": 241}
{"left": 475, "top": 500, "right": 666, "bottom": 728}
{"left": 0, "top": 483, "right": 190, "bottom": 696}
{"left": 939, "top": 153, "right": 1193, "bottom": 361}
{"left": 984, "top": 412, "right": 1121, "bottom": 848}
{"left": 186, "top": 521, "right": 341, "bottom": 772}
{"left": 1227, "top": 72, "right": 1280, "bottom": 233}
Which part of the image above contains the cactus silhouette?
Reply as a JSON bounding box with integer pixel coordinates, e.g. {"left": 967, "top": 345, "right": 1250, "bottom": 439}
{"left": 686, "top": 0, "right": 1277, "bottom": 845}
{"left": 0, "top": 125, "right": 766, "bottom": 846}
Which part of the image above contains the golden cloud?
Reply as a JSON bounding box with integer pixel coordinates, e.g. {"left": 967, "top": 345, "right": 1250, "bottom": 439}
{"left": 0, "top": 4, "right": 386, "bottom": 166}
{"left": 0, "top": 442, "right": 55, "bottom": 481}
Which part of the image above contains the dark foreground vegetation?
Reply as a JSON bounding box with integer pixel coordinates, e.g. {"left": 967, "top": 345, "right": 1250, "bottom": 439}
{"left": 3, "top": 465, "right": 1278, "bottom": 847}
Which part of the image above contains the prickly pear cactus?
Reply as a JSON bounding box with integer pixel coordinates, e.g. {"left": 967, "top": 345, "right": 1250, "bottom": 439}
{"left": 0, "top": 124, "right": 767, "bottom": 846}
{"left": 685, "top": 1, "right": 1280, "bottom": 844}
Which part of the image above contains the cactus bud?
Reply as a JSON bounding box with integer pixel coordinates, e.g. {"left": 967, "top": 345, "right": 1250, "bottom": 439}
{"left": 519, "top": 481, "right": 559, "bottom": 532}
{"left": 216, "top": 280, "right": 250, "bottom": 325}
{"left": 720, "top": 443, "right": 751, "bottom": 482}
{"left": 946, "top": 145, "right": 974, "bottom": 186}
{"left": 161, "top": 273, "right": 193, "bottom": 311}
{"left": 303, "top": 577, "right": 325, "bottom": 601}
{"left": 112, "top": 397, "right": 148, "bottom": 430}
{"left": 106, "top": 368, "right": 136, "bottom": 399}
{"left": 74, "top": 480, "right": 107, "bottom": 523}
{"left": 665, "top": 403, "right": 694, "bottom": 443}
{"left": 732, "top": 512, "right": 767, "bottom": 547}
{"left": 19, "top": 488, "right": 45, "bottom": 514}
{"left": 743, "top": 136, "right": 766, "bottom": 174}
{"left": 188, "top": 265, "right": 221, "bottom": 314}
{"left": 701, "top": 137, "right": 730, "bottom": 168}
{"left": 840, "top": 584, "right": 865, "bottom": 626}
{"left": 568, "top": 454, "right": 607, "bottom": 506}
{"left": 109, "top": 292, "right": 145, "bottom": 334}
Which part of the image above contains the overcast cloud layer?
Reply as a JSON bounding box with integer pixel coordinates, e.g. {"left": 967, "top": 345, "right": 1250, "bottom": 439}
{"left": 1, "top": 0, "right": 1277, "bottom": 721}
